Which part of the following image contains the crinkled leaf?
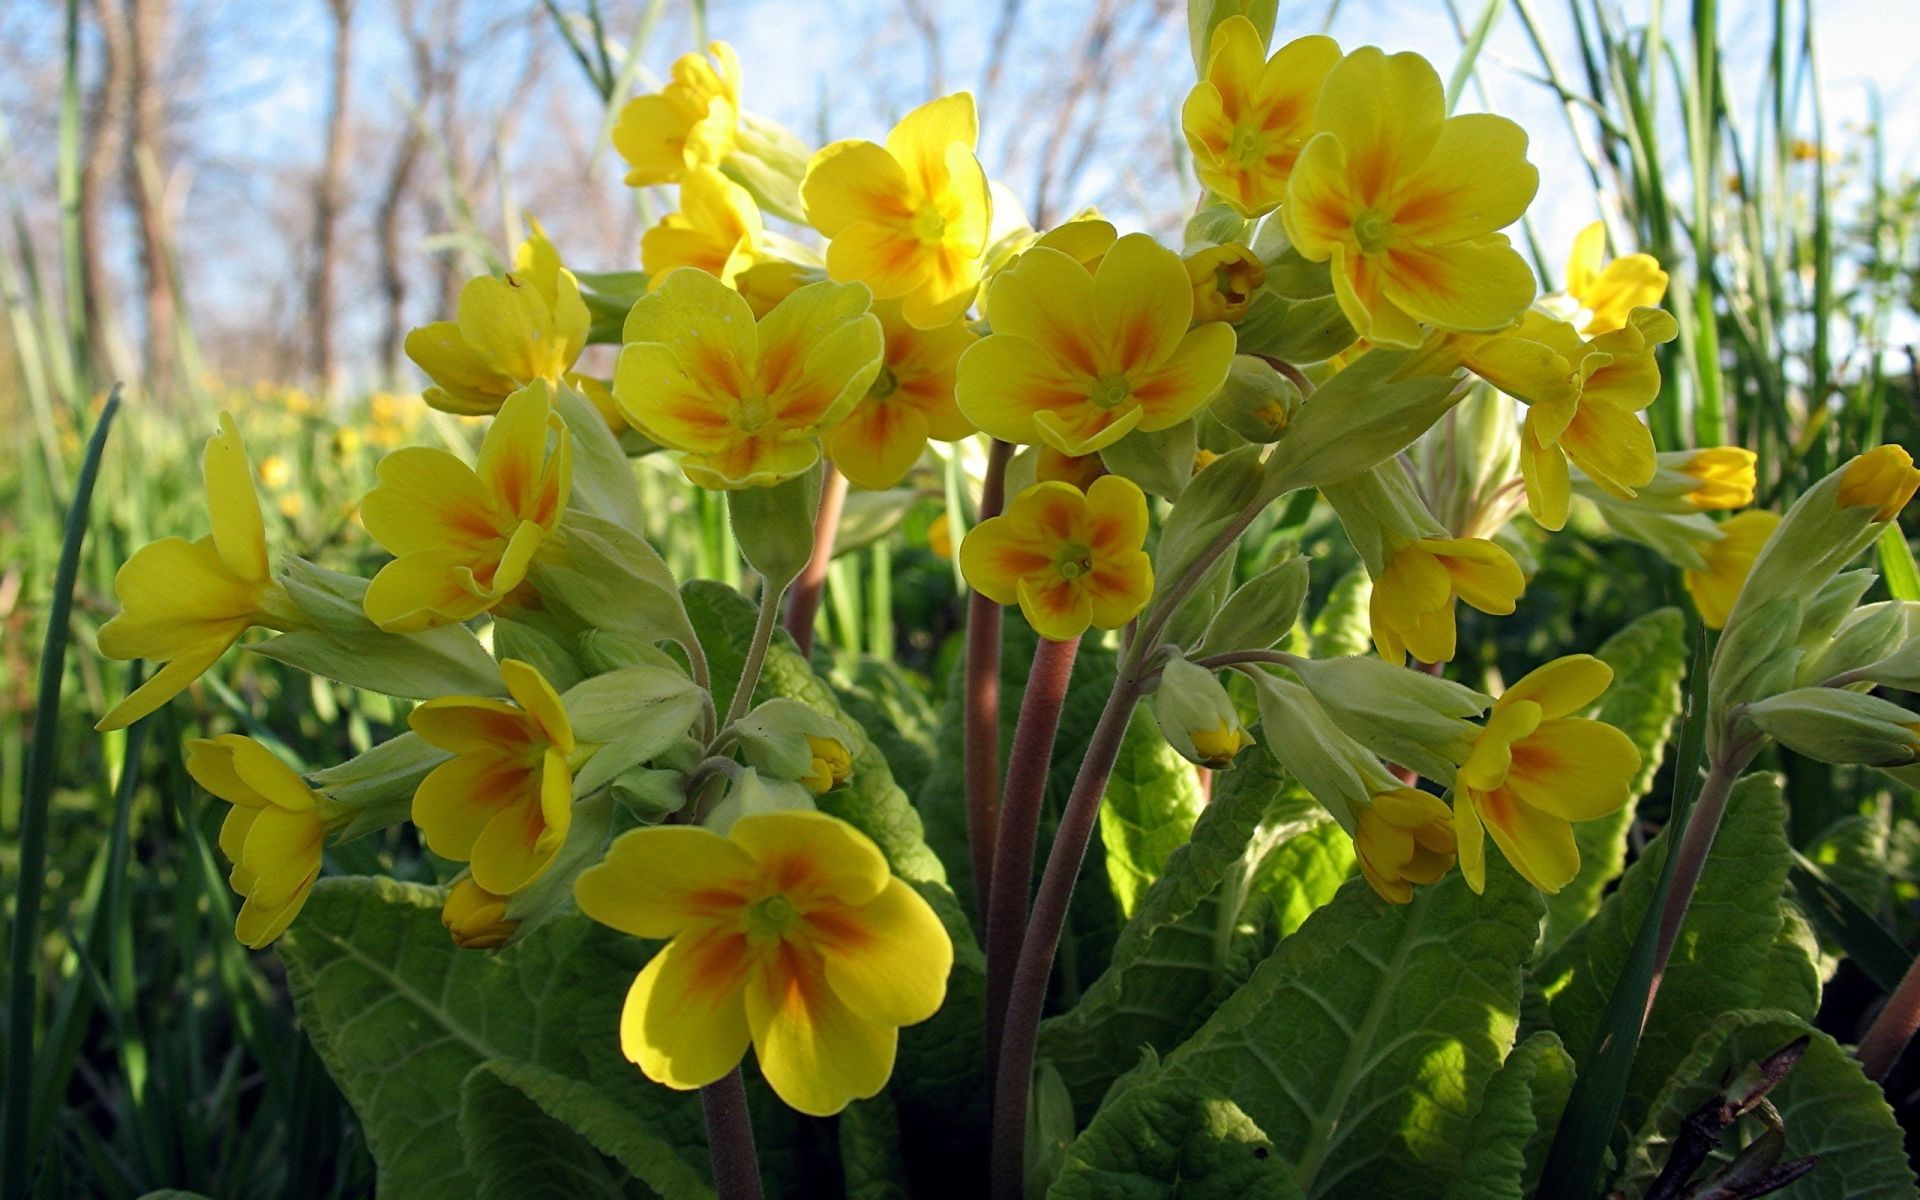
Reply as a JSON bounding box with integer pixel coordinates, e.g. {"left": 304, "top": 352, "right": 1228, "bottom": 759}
{"left": 1048, "top": 1079, "right": 1301, "bottom": 1200}
{"left": 1097, "top": 710, "right": 1206, "bottom": 918}
{"left": 1443, "top": 1032, "right": 1573, "bottom": 1200}
{"left": 459, "top": 1062, "right": 643, "bottom": 1200}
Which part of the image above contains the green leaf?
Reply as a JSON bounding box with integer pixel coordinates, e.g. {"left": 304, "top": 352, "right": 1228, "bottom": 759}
{"left": 460, "top": 1063, "right": 641, "bottom": 1199}
{"left": 1048, "top": 1079, "right": 1302, "bottom": 1200}
{"left": 1098, "top": 711, "right": 1207, "bottom": 918}
{"left": 1253, "top": 821, "right": 1356, "bottom": 938}
{"left": 839, "top": 1094, "right": 911, "bottom": 1200}
{"left": 1619, "top": 1011, "right": 1917, "bottom": 1198}
{"left": 1877, "top": 523, "right": 1920, "bottom": 601}
{"left": 821, "top": 652, "right": 939, "bottom": 799}
{"left": 1309, "top": 566, "right": 1373, "bottom": 659}
{"left": 1544, "top": 608, "right": 1689, "bottom": 947}
{"left": 1442, "top": 1032, "right": 1574, "bottom": 1200}
{"left": 1058, "top": 863, "right": 1544, "bottom": 1199}
{"left": 1790, "top": 851, "right": 1914, "bottom": 994}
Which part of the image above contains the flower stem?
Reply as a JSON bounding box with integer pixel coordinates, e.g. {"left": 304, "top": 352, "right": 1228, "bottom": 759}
{"left": 985, "top": 633, "right": 1081, "bottom": 1079}
{"left": 781, "top": 464, "right": 849, "bottom": 658}
{"left": 1857, "top": 952, "right": 1920, "bottom": 1081}
{"left": 701, "top": 1067, "right": 764, "bottom": 1200}
{"left": 1645, "top": 755, "right": 1743, "bottom": 1022}
{"left": 965, "top": 439, "right": 1014, "bottom": 925}
{"left": 725, "top": 579, "right": 785, "bottom": 730}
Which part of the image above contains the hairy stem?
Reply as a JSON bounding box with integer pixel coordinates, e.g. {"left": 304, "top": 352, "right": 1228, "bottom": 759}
{"left": 725, "top": 580, "right": 785, "bottom": 730}
{"left": 965, "top": 439, "right": 1013, "bottom": 924}
{"left": 701, "top": 1068, "right": 764, "bottom": 1200}
{"left": 781, "top": 464, "right": 849, "bottom": 658}
{"left": 1857, "top": 950, "right": 1920, "bottom": 1080}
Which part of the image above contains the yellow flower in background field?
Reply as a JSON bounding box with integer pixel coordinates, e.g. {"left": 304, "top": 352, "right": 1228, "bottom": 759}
{"left": 1184, "top": 243, "right": 1265, "bottom": 322}
{"left": 801, "top": 93, "right": 991, "bottom": 328}
{"left": 1353, "top": 787, "right": 1456, "bottom": 904}
{"left": 405, "top": 225, "right": 590, "bottom": 416}
{"left": 614, "top": 270, "right": 883, "bottom": 489}
{"left": 97, "top": 414, "right": 298, "bottom": 731}
{"left": 1563, "top": 220, "right": 1668, "bottom": 334}
{"left": 410, "top": 659, "right": 576, "bottom": 895}
{"left": 1683, "top": 509, "right": 1781, "bottom": 629}
{"left": 641, "top": 167, "right": 763, "bottom": 287}
{"left": 1452, "top": 655, "right": 1639, "bottom": 894}
{"left": 824, "top": 301, "right": 976, "bottom": 490}
{"left": 186, "top": 734, "right": 339, "bottom": 948}
{"left": 574, "top": 810, "right": 951, "bottom": 1116}
{"left": 361, "top": 383, "right": 572, "bottom": 631}
{"left": 442, "top": 877, "right": 520, "bottom": 950}
{"left": 612, "top": 41, "right": 742, "bottom": 187}
{"left": 956, "top": 233, "right": 1236, "bottom": 456}
{"left": 1837, "top": 444, "right": 1920, "bottom": 521}
{"left": 1370, "top": 536, "right": 1524, "bottom": 665}
{"left": 1283, "top": 47, "right": 1538, "bottom": 347}
{"left": 959, "top": 476, "right": 1153, "bottom": 642}
{"left": 1181, "top": 19, "right": 1342, "bottom": 216}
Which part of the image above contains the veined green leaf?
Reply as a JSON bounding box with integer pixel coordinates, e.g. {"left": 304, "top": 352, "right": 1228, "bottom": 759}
{"left": 460, "top": 1063, "right": 643, "bottom": 1200}
{"left": 839, "top": 1094, "right": 911, "bottom": 1200}
{"left": 1098, "top": 711, "right": 1207, "bottom": 919}
{"left": 1048, "top": 1078, "right": 1301, "bottom": 1199}
{"left": 1442, "top": 1032, "right": 1573, "bottom": 1200}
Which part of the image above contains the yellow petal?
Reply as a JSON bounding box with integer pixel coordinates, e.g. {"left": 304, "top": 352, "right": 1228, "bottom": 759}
{"left": 1092, "top": 234, "right": 1192, "bottom": 374}
{"left": 575, "top": 826, "right": 756, "bottom": 940}
{"left": 1283, "top": 133, "right": 1358, "bottom": 261}
{"left": 360, "top": 448, "right": 500, "bottom": 558}
{"left": 1393, "top": 114, "right": 1537, "bottom": 243}
{"left": 622, "top": 267, "right": 759, "bottom": 394}
{"left": 954, "top": 334, "right": 1090, "bottom": 447}
{"left": 1380, "top": 237, "right": 1537, "bottom": 334}
{"left": 1475, "top": 785, "right": 1579, "bottom": 893}
{"left": 1564, "top": 221, "right": 1606, "bottom": 300}
{"left": 412, "top": 755, "right": 524, "bottom": 861}
{"left": 501, "top": 658, "right": 573, "bottom": 753}
{"left": 1507, "top": 719, "right": 1639, "bottom": 821}
{"left": 746, "top": 946, "right": 897, "bottom": 1117}
{"left": 1501, "top": 655, "right": 1612, "bottom": 720}
{"left": 803, "top": 140, "right": 912, "bottom": 237}
{"left": 730, "top": 810, "right": 891, "bottom": 908}
{"left": 884, "top": 93, "right": 978, "bottom": 199}
{"left": 826, "top": 397, "right": 932, "bottom": 491}
{"left": 981, "top": 247, "right": 1099, "bottom": 376}
{"left": 98, "top": 537, "right": 257, "bottom": 660}
{"left": 1520, "top": 417, "right": 1572, "bottom": 531}
{"left": 1086, "top": 549, "right": 1153, "bottom": 631}
{"left": 234, "top": 875, "right": 315, "bottom": 949}
{"left": 1128, "top": 322, "right": 1236, "bottom": 430}
{"left": 959, "top": 512, "right": 1051, "bottom": 605}
{"left": 1086, "top": 474, "right": 1148, "bottom": 553}
{"left": 477, "top": 386, "right": 560, "bottom": 520}
{"left": 468, "top": 784, "right": 560, "bottom": 895}
{"left": 363, "top": 549, "right": 495, "bottom": 631}
{"left": 824, "top": 221, "right": 939, "bottom": 305}
{"left": 455, "top": 274, "right": 552, "bottom": 381}
{"left": 204, "top": 414, "right": 269, "bottom": 584}
{"left": 1017, "top": 574, "right": 1094, "bottom": 641}
{"left": 406, "top": 321, "right": 517, "bottom": 415}
{"left": 1314, "top": 47, "right": 1444, "bottom": 205}
{"left": 1561, "top": 398, "right": 1657, "bottom": 498}
{"left": 239, "top": 806, "right": 324, "bottom": 910}
{"left": 757, "top": 282, "right": 885, "bottom": 429}
{"left": 815, "top": 877, "right": 951, "bottom": 1026}
{"left": 1454, "top": 791, "right": 1487, "bottom": 894}
{"left": 95, "top": 637, "right": 232, "bottom": 731}
{"left": 1430, "top": 538, "right": 1524, "bottom": 616}
{"left": 227, "top": 738, "right": 317, "bottom": 812}
{"left": 621, "top": 929, "right": 755, "bottom": 1090}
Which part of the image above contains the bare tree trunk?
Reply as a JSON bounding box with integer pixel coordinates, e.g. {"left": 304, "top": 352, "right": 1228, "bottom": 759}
{"left": 81, "top": 0, "right": 132, "bottom": 383}
{"left": 125, "top": 0, "right": 174, "bottom": 397}
{"left": 309, "top": 0, "right": 356, "bottom": 391}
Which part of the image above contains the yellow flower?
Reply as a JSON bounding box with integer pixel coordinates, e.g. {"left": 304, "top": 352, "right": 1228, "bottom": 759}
{"left": 1353, "top": 787, "right": 1456, "bottom": 904}
{"left": 1676, "top": 447, "right": 1757, "bottom": 510}
{"left": 404, "top": 225, "right": 590, "bottom": 416}
{"left": 1369, "top": 536, "right": 1524, "bottom": 665}
{"left": 734, "top": 257, "right": 820, "bottom": 318}
{"left": 1185, "top": 242, "right": 1265, "bottom": 322}
{"left": 1181, "top": 20, "right": 1342, "bottom": 216}
{"left": 97, "top": 415, "right": 297, "bottom": 731}
{"left": 442, "top": 878, "right": 519, "bottom": 950}
{"left": 956, "top": 233, "right": 1236, "bottom": 456}
{"left": 1283, "top": 47, "right": 1539, "bottom": 347}
{"left": 1189, "top": 721, "right": 1255, "bottom": 769}
{"left": 824, "top": 300, "right": 976, "bottom": 491}
{"left": 1683, "top": 510, "right": 1781, "bottom": 629}
{"left": 1452, "top": 656, "right": 1640, "bottom": 893}
{"left": 801, "top": 736, "right": 853, "bottom": 794}
{"left": 1563, "top": 220, "right": 1668, "bottom": 334}
{"left": 409, "top": 659, "right": 576, "bottom": 895}
{"left": 186, "top": 734, "right": 338, "bottom": 948}
{"left": 573, "top": 810, "right": 952, "bottom": 1116}
{"left": 614, "top": 270, "right": 883, "bottom": 489}
{"left": 801, "top": 93, "right": 991, "bottom": 328}
{"left": 257, "top": 454, "right": 292, "bottom": 490}
{"left": 611, "top": 42, "right": 742, "bottom": 187}
{"left": 1034, "top": 447, "right": 1108, "bottom": 490}
{"left": 927, "top": 511, "right": 954, "bottom": 559}
{"left": 640, "top": 166, "right": 763, "bottom": 287}
{"left": 1837, "top": 444, "right": 1920, "bottom": 521}
{"left": 361, "top": 384, "right": 572, "bottom": 631}
{"left": 959, "top": 476, "right": 1153, "bottom": 642}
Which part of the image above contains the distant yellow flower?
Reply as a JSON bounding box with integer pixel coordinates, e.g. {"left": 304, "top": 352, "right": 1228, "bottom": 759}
{"left": 1837, "top": 444, "right": 1920, "bottom": 521}
{"left": 97, "top": 415, "right": 298, "bottom": 731}
{"left": 641, "top": 166, "right": 763, "bottom": 287}
{"left": 574, "top": 810, "right": 952, "bottom": 1116}
{"left": 1452, "top": 655, "right": 1639, "bottom": 893}
{"left": 1184, "top": 242, "right": 1265, "bottom": 322}
{"left": 1370, "top": 536, "right": 1524, "bottom": 665}
{"left": 824, "top": 301, "right": 976, "bottom": 491}
{"left": 361, "top": 383, "right": 572, "bottom": 631}
{"left": 1283, "top": 47, "right": 1538, "bottom": 347}
{"left": 257, "top": 454, "right": 292, "bottom": 490}
{"left": 1181, "top": 19, "right": 1342, "bottom": 216}
{"left": 410, "top": 659, "right": 576, "bottom": 895}
{"left": 405, "top": 225, "right": 590, "bottom": 416}
{"left": 802, "top": 93, "right": 991, "bottom": 328}
{"left": 1676, "top": 447, "right": 1757, "bottom": 510}
{"left": 442, "top": 877, "right": 520, "bottom": 950}
{"left": 927, "top": 511, "right": 954, "bottom": 559}
{"left": 611, "top": 42, "right": 742, "bottom": 187}
{"left": 1353, "top": 787, "right": 1456, "bottom": 904}
{"left": 959, "top": 476, "right": 1153, "bottom": 642}
{"left": 1683, "top": 510, "right": 1780, "bottom": 629}
{"left": 1563, "top": 221, "right": 1668, "bottom": 334}
{"left": 186, "top": 734, "right": 339, "bottom": 948}
{"left": 956, "top": 233, "right": 1236, "bottom": 456}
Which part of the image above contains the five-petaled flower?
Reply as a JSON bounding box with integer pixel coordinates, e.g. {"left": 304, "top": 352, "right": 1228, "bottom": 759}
{"left": 1451, "top": 655, "right": 1640, "bottom": 893}
{"left": 186, "top": 734, "right": 340, "bottom": 948}
{"left": 361, "top": 383, "right": 572, "bottom": 630}
{"left": 1562, "top": 220, "right": 1669, "bottom": 335}
{"left": 823, "top": 300, "right": 976, "bottom": 490}
{"left": 410, "top": 659, "right": 577, "bottom": 896}
{"left": 611, "top": 41, "right": 742, "bottom": 187}
{"left": 959, "top": 476, "right": 1153, "bottom": 642}
{"left": 1181, "top": 20, "right": 1342, "bottom": 217}
{"left": 956, "top": 232, "right": 1236, "bottom": 457}
{"left": 1370, "top": 535, "right": 1525, "bottom": 665}
{"left": 574, "top": 810, "right": 952, "bottom": 1116}
{"left": 614, "top": 270, "right": 883, "bottom": 488}
{"left": 1683, "top": 509, "right": 1780, "bottom": 630}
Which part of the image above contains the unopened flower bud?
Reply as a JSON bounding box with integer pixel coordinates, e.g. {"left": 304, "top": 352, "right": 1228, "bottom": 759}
{"left": 1209, "top": 355, "right": 1300, "bottom": 444}
{"left": 1151, "top": 654, "right": 1253, "bottom": 769}
{"left": 1185, "top": 243, "right": 1265, "bottom": 323}
{"left": 1286, "top": 654, "right": 1488, "bottom": 784}
{"left": 732, "top": 699, "right": 855, "bottom": 793}
{"left": 1799, "top": 601, "right": 1916, "bottom": 687}
{"left": 1353, "top": 788, "right": 1456, "bottom": 904}
{"left": 801, "top": 736, "right": 854, "bottom": 794}
{"left": 703, "top": 766, "right": 817, "bottom": 836}
{"left": 1197, "top": 556, "right": 1310, "bottom": 656}
{"left": 442, "top": 878, "right": 519, "bottom": 950}
{"left": 1747, "top": 688, "right": 1920, "bottom": 768}
{"left": 1836, "top": 444, "right": 1920, "bottom": 521}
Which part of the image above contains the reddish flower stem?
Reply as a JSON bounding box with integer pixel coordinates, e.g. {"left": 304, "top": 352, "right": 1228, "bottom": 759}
{"left": 964, "top": 439, "right": 1014, "bottom": 924}
{"left": 781, "top": 464, "right": 849, "bottom": 658}
{"left": 1858, "top": 950, "right": 1920, "bottom": 1081}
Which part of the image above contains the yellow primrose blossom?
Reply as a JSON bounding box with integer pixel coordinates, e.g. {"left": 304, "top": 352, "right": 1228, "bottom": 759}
{"left": 1185, "top": 243, "right": 1265, "bottom": 322}
{"left": 956, "top": 233, "right": 1236, "bottom": 456}
{"left": 361, "top": 383, "right": 572, "bottom": 631}
{"left": 801, "top": 736, "right": 854, "bottom": 794}
{"left": 97, "top": 415, "right": 299, "bottom": 730}
{"left": 1354, "top": 787, "right": 1456, "bottom": 904}
{"left": 1452, "top": 655, "right": 1640, "bottom": 893}
{"left": 1370, "top": 536, "right": 1525, "bottom": 665}
{"left": 1563, "top": 220, "right": 1668, "bottom": 334}
{"left": 574, "top": 810, "right": 951, "bottom": 1117}
{"left": 614, "top": 270, "right": 883, "bottom": 489}
{"left": 801, "top": 93, "right": 992, "bottom": 328}
{"left": 1683, "top": 510, "right": 1781, "bottom": 629}
{"left": 186, "top": 734, "right": 340, "bottom": 948}
{"left": 611, "top": 41, "right": 742, "bottom": 187}
{"left": 1837, "top": 444, "right": 1920, "bottom": 521}
{"left": 959, "top": 476, "right": 1153, "bottom": 642}
{"left": 404, "top": 225, "right": 590, "bottom": 416}
{"left": 443, "top": 878, "right": 519, "bottom": 950}
{"left": 1283, "top": 47, "right": 1539, "bottom": 347}
{"left": 824, "top": 301, "right": 976, "bottom": 490}
{"left": 410, "top": 659, "right": 577, "bottom": 896}
{"left": 1181, "top": 20, "right": 1342, "bottom": 217}
{"left": 641, "top": 167, "right": 763, "bottom": 287}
